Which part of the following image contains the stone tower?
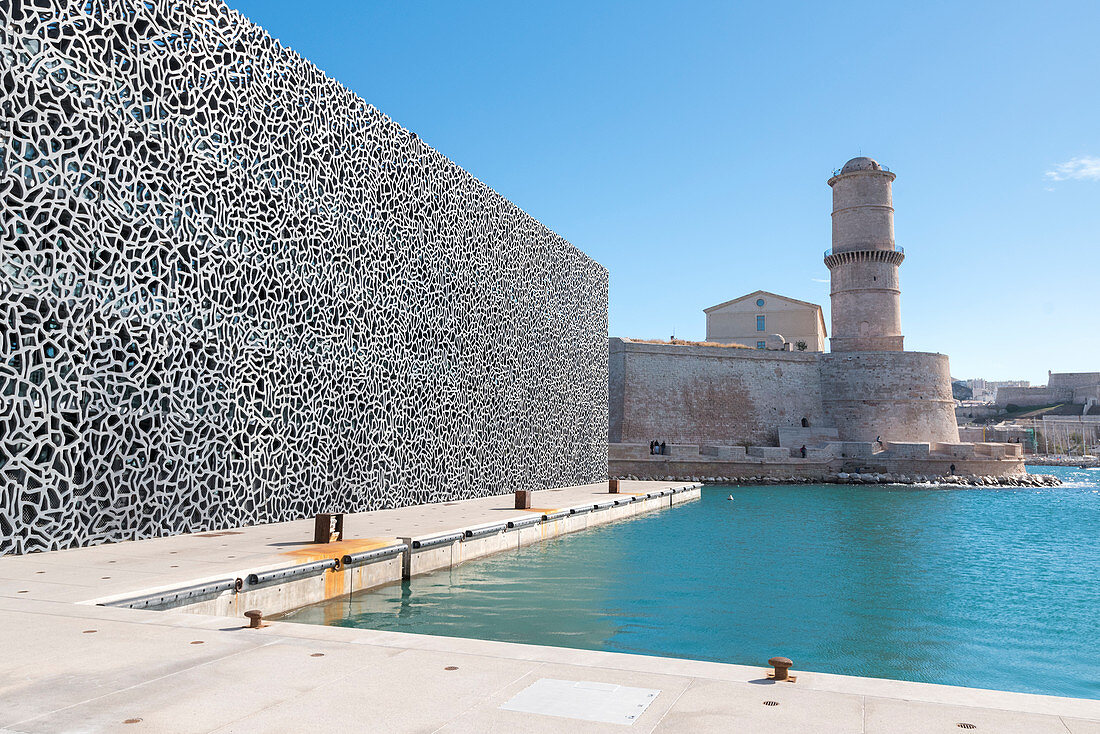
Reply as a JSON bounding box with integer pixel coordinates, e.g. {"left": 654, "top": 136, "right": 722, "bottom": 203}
{"left": 824, "top": 157, "right": 905, "bottom": 352}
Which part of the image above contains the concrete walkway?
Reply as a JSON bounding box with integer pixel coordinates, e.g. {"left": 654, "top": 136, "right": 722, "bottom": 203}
{"left": 0, "top": 481, "right": 669, "bottom": 606}
{"left": 2, "top": 481, "right": 1098, "bottom": 733}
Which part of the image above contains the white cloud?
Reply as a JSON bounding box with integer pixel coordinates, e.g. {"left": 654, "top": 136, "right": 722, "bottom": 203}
{"left": 1044, "top": 156, "right": 1100, "bottom": 182}
{"left": 811, "top": 277, "right": 829, "bottom": 283}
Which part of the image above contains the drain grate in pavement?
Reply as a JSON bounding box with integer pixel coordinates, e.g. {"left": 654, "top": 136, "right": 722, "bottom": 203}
{"left": 501, "top": 679, "right": 660, "bottom": 725}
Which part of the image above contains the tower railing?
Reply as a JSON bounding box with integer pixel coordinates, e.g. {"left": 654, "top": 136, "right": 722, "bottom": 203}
{"left": 823, "top": 245, "right": 904, "bottom": 258}
{"left": 831, "top": 164, "right": 891, "bottom": 176}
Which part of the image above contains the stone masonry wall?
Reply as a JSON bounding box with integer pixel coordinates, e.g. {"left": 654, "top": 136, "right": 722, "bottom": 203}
{"left": 819, "top": 352, "right": 959, "bottom": 443}
{"left": 609, "top": 338, "right": 824, "bottom": 446}
{"left": 1049, "top": 372, "right": 1100, "bottom": 390}
{"left": 610, "top": 340, "right": 960, "bottom": 448}
{"left": 995, "top": 386, "right": 1073, "bottom": 408}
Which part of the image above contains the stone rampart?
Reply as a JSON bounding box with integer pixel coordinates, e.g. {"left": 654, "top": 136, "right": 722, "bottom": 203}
{"left": 818, "top": 351, "right": 959, "bottom": 443}
{"left": 1049, "top": 372, "right": 1100, "bottom": 390}
{"left": 611, "top": 341, "right": 961, "bottom": 448}
{"left": 609, "top": 338, "right": 823, "bottom": 446}
{"left": 610, "top": 452, "right": 1025, "bottom": 482}
{"left": 995, "top": 386, "right": 1074, "bottom": 407}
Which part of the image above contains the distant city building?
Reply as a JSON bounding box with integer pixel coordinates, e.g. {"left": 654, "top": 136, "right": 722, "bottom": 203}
{"left": 964, "top": 378, "right": 1030, "bottom": 402}
{"left": 704, "top": 290, "right": 827, "bottom": 352}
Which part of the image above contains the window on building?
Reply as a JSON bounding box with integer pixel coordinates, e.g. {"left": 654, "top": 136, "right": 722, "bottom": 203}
{"left": 757, "top": 341, "right": 766, "bottom": 349}
{"left": 756, "top": 315, "right": 766, "bottom": 331}
{"left": 756, "top": 298, "right": 765, "bottom": 307}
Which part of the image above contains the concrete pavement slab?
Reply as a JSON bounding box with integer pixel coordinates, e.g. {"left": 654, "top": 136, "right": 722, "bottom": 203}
{"left": 205, "top": 647, "right": 542, "bottom": 734}
{"left": 863, "top": 696, "right": 1073, "bottom": 733}
{"left": 436, "top": 661, "right": 691, "bottom": 734}
{"left": 651, "top": 676, "right": 865, "bottom": 734}
{"left": 8, "top": 637, "right": 404, "bottom": 734}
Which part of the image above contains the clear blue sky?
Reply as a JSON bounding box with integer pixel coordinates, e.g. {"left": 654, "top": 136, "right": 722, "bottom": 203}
{"left": 228, "top": 0, "right": 1099, "bottom": 386}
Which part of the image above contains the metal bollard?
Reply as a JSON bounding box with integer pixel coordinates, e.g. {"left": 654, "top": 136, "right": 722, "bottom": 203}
{"left": 313, "top": 513, "right": 344, "bottom": 544}
{"left": 244, "top": 609, "right": 263, "bottom": 629}
{"left": 768, "top": 656, "right": 793, "bottom": 681}
{"left": 608, "top": 479, "right": 620, "bottom": 494}
{"left": 514, "top": 490, "right": 532, "bottom": 509}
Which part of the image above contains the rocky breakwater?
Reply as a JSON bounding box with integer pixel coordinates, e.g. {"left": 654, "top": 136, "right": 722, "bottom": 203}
{"left": 612, "top": 472, "right": 1062, "bottom": 487}
{"left": 827, "top": 472, "right": 1061, "bottom": 487}
{"left": 1025, "top": 454, "right": 1100, "bottom": 468}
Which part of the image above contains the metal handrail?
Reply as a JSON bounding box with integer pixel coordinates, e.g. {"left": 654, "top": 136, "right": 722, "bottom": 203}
{"left": 824, "top": 246, "right": 904, "bottom": 258}
{"left": 832, "top": 164, "right": 891, "bottom": 175}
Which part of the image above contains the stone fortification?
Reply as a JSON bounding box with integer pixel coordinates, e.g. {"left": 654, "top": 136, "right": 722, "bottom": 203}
{"left": 609, "top": 338, "right": 823, "bottom": 446}
{"left": 996, "top": 386, "right": 1073, "bottom": 408}
{"left": 609, "top": 440, "right": 1033, "bottom": 483}
{"left": 1049, "top": 372, "right": 1100, "bottom": 390}
{"left": 819, "top": 351, "right": 958, "bottom": 443}
{"left": 609, "top": 156, "right": 1022, "bottom": 479}
{"left": 994, "top": 372, "right": 1100, "bottom": 408}
{"left": 611, "top": 338, "right": 960, "bottom": 448}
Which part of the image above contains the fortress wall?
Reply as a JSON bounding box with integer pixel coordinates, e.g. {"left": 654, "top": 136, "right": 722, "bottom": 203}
{"left": 608, "top": 339, "right": 825, "bottom": 446}
{"left": 1076, "top": 385, "right": 1100, "bottom": 404}
{"left": 818, "top": 352, "right": 959, "bottom": 444}
{"left": 1049, "top": 372, "right": 1100, "bottom": 390}
{"left": 609, "top": 346, "right": 627, "bottom": 442}
{"left": 995, "top": 386, "right": 1073, "bottom": 407}
{"left": 609, "top": 456, "right": 1024, "bottom": 480}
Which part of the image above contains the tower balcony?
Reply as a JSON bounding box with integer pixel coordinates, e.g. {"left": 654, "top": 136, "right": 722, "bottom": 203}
{"left": 824, "top": 246, "right": 905, "bottom": 270}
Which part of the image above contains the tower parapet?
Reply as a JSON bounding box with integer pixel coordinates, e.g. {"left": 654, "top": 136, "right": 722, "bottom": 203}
{"left": 825, "top": 157, "right": 904, "bottom": 352}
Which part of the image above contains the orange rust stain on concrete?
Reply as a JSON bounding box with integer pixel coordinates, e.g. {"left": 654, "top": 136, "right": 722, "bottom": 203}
{"left": 523, "top": 508, "right": 561, "bottom": 514}
{"left": 324, "top": 565, "right": 345, "bottom": 600}
{"left": 281, "top": 537, "right": 398, "bottom": 609}
{"left": 281, "top": 537, "right": 397, "bottom": 563}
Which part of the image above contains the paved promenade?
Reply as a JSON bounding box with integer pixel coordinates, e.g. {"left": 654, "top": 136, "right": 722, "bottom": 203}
{"left": 2, "top": 481, "right": 1098, "bottom": 733}
{"left": 0, "top": 481, "right": 667, "bottom": 606}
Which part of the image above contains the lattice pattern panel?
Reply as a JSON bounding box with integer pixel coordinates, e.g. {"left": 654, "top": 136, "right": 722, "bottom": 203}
{"left": 0, "top": 0, "right": 609, "bottom": 555}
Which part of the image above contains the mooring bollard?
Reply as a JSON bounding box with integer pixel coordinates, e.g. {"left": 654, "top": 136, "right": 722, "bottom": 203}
{"left": 768, "top": 656, "right": 793, "bottom": 681}
{"left": 514, "top": 490, "right": 532, "bottom": 510}
{"left": 608, "top": 479, "right": 620, "bottom": 494}
{"left": 313, "top": 513, "right": 344, "bottom": 544}
{"left": 244, "top": 610, "right": 263, "bottom": 629}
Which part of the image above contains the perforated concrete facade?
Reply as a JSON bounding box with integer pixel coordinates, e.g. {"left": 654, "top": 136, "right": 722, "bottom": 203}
{"left": 0, "top": 1, "right": 608, "bottom": 555}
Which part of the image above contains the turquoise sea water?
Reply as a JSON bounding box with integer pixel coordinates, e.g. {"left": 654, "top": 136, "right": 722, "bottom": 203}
{"left": 282, "top": 466, "right": 1100, "bottom": 699}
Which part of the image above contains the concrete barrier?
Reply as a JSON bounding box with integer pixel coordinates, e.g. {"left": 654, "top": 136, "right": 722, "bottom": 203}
{"left": 746, "top": 446, "right": 791, "bottom": 459}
